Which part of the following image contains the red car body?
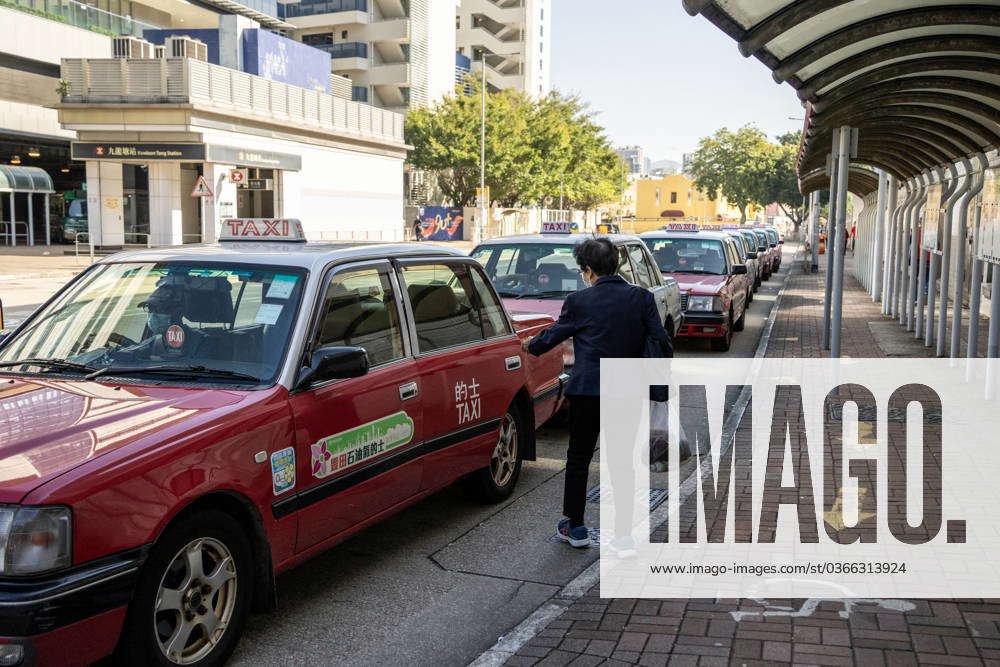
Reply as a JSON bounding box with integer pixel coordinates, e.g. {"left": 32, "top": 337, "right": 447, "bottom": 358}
{"left": 0, "top": 242, "right": 564, "bottom": 666}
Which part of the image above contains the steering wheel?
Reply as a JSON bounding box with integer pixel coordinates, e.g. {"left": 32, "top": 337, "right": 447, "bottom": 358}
{"left": 496, "top": 274, "right": 529, "bottom": 291}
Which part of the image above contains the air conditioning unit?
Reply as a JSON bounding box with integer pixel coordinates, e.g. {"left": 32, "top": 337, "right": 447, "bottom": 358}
{"left": 165, "top": 36, "right": 208, "bottom": 62}
{"left": 154, "top": 45, "right": 165, "bottom": 58}
{"left": 112, "top": 36, "right": 154, "bottom": 59}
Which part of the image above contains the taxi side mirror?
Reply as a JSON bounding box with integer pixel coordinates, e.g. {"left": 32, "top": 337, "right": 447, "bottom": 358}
{"left": 731, "top": 264, "right": 748, "bottom": 275}
{"left": 747, "top": 252, "right": 758, "bottom": 259}
{"left": 297, "top": 345, "right": 368, "bottom": 389}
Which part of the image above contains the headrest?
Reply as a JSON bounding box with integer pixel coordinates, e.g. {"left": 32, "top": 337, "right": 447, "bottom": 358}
{"left": 182, "top": 276, "right": 235, "bottom": 324}
{"left": 409, "top": 283, "right": 459, "bottom": 323}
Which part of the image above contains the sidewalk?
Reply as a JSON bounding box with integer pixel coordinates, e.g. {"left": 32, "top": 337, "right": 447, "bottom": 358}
{"left": 500, "top": 251, "right": 1000, "bottom": 667}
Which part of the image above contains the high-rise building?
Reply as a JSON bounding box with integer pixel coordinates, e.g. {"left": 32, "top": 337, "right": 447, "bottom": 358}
{"left": 616, "top": 146, "right": 645, "bottom": 176}
{"left": 455, "top": 0, "right": 550, "bottom": 97}
{"left": 285, "top": 0, "right": 458, "bottom": 113}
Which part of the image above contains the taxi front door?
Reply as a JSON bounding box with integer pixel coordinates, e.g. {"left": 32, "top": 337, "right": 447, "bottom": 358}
{"left": 286, "top": 261, "right": 424, "bottom": 552}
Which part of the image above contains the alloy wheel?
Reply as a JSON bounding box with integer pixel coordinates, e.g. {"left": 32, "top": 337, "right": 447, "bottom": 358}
{"left": 491, "top": 413, "right": 518, "bottom": 487}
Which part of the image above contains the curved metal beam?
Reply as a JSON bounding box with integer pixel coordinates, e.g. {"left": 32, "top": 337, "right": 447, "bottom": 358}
{"left": 852, "top": 132, "right": 953, "bottom": 166}
{"left": 850, "top": 158, "right": 908, "bottom": 181}
{"left": 804, "top": 146, "right": 929, "bottom": 177}
{"left": 682, "top": 0, "right": 714, "bottom": 17}
{"left": 798, "top": 56, "right": 1000, "bottom": 102}
{"left": 817, "top": 118, "right": 979, "bottom": 158}
{"left": 813, "top": 75, "right": 1000, "bottom": 115}
{"left": 808, "top": 106, "right": 1000, "bottom": 150}
{"left": 739, "top": 0, "right": 855, "bottom": 57}
{"left": 801, "top": 135, "right": 945, "bottom": 173}
{"left": 817, "top": 92, "right": 1000, "bottom": 131}
{"left": 773, "top": 7, "right": 1000, "bottom": 81}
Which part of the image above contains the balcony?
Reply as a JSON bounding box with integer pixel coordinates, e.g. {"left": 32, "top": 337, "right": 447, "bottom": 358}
{"left": 320, "top": 41, "right": 369, "bottom": 71}
{"left": 364, "top": 61, "right": 410, "bottom": 86}
{"left": 471, "top": 59, "right": 523, "bottom": 90}
{"left": 60, "top": 57, "right": 404, "bottom": 144}
{"left": 463, "top": 26, "right": 522, "bottom": 60}
{"left": 461, "top": 0, "right": 524, "bottom": 25}
{"left": 361, "top": 17, "right": 409, "bottom": 42}
{"left": 3, "top": 0, "right": 160, "bottom": 37}
{"left": 280, "top": 0, "right": 366, "bottom": 18}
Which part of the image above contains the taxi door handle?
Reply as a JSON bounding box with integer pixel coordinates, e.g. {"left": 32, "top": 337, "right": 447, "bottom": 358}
{"left": 505, "top": 356, "right": 522, "bottom": 371}
{"left": 398, "top": 382, "right": 418, "bottom": 401}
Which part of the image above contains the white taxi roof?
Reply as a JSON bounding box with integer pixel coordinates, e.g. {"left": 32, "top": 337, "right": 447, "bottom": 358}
{"left": 639, "top": 230, "right": 732, "bottom": 241}
{"left": 94, "top": 242, "right": 466, "bottom": 273}
{"left": 474, "top": 232, "right": 640, "bottom": 246}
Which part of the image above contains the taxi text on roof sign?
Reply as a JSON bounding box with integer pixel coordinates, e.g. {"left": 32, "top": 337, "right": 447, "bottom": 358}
{"left": 663, "top": 223, "right": 700, "bottom": 232}
{"left": 221, "top": 218, "right": 306, "bottom": 242}
{"left": 540, "top": 221, "right": 573, "bottom": 234}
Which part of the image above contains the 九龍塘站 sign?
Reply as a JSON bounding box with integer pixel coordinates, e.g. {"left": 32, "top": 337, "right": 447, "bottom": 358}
{"left": 72, "top": 143, "right": 207, "bottom": 161}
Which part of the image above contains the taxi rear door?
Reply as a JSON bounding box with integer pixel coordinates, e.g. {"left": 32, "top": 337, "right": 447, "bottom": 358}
{"left": 284, "top": 260, "right": 424, "bottom": 552}
{"left": 396, "top": 259, "right": 519, "bottom": 492}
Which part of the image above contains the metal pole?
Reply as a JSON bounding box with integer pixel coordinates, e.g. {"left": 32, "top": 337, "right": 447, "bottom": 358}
{"left": 830, "top": 125, "right": 851, "bottom": 359}
{"left": 478, "top": 51, "right": 487, "bottom": 246}
{"left": 905, "top": 175, "right": 927, "bottom": 329}
{"left": 810, "top": 190, "right": 820, "bottom": 272}
{"left": 897, "top": 182, "right": 919, "bottom": 320}
{"left": 889, "top": 184, "right": 910, "bottom": 316}
{"left": 925, "top": 168, "right": 956, "bottom": 344}
{"left": 26, "top": 193, "right": 34, "bottom": 246}
{"left": 883, "top": 183, "right": 901, "bottom": 313}
{"left": 951, "top": 156, "right": 985, "bottom": 358}
{"left": 7, "top": 193, "right": 13, "bottom": 246}
{"left": 969, "top": 207, "right": 985, "bottom": 358}
{"left": 822, "top": 128, "right": 840, "bottom": 350}
{"left": 937, "top": 162, "right": 967, "bottom": 355}
{"left": 44, "top": 193, "right": 50, "bottom": 246}
{"left": 989, "top": 273, "right": 1000, "bottom": 358}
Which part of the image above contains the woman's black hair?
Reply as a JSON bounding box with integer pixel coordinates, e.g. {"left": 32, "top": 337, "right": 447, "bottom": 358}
{"left": 573, "top": 237, "right": 619, "bottom": 277}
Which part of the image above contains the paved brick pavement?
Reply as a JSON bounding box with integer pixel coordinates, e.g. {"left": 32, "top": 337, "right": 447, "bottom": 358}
{"left": 504, "top": 250, "right": 1000, "bottom": 667}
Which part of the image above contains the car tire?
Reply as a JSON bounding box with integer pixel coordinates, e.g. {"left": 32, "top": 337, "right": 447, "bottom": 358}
{"left": 115, "top": 509, "right": 253, "bottom": 667}
{"left": 733, "top": 305, "right": 746, "bottom": 332}
{"left": 461, "top": 404, "right": 524, "bottom": 503}
{"left": 711, "top": 313, "right": 733, "bottom": 352}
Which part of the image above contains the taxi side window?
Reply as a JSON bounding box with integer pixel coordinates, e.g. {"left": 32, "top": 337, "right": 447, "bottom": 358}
{"left": 642, "top": 248, "right": 662, "bottom": 284}
{"left": 469, "top": 266, "right": 512, "bottom": 337}
{"left": 402, "top": 263, "right": 484, "bottom": 352}
{"left": 616, "top": 246, "right": 637, "bottom": 284}
{"left": 316, "top": 267, "right": 404, "bottom": 367}
{"left": 627, "top": 244, "right": 655, "bottom": 288}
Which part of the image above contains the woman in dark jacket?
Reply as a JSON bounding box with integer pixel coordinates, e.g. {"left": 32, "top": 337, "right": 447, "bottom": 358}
{"left": 524, "top": 237, "right": 671, "bottom": 547}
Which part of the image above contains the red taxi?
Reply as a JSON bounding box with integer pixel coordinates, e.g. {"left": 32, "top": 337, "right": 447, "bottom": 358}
{"left": 0, "top": 219, "right": 564, "bottom": 666}
{"left": 640, "top": 224, "right": 749, "bottom": 352}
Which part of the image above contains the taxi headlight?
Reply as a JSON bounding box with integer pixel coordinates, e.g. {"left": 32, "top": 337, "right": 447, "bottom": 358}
{"left": 686, "top": 295, "right": 718, "bottom": 312}
{"left": 0, "top": 505, "right": 71, "bottom": 576}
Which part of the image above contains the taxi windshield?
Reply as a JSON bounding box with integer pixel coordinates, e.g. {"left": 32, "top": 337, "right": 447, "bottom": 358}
{"left": 642, "top": 238, "right": 727, "bottom": 275}
{"left": 0, "top": 262, "right": 306, "bottom": 386}
{"left": 471, "top": 243, "right": 588, "bottom": 298}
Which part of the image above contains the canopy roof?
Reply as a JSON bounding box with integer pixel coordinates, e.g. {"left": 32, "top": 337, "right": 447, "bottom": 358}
{"left": 682, "top": 0, "right": 1000, "bottom": 188}
{"left": 0, "top": 166, "right": 54, "bottom": 194}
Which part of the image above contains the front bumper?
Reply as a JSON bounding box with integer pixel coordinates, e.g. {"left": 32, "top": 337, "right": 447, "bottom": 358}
{"left": 678, "top": 312, "right": 727, "bottom": 338}
{"left": 0, "top": 546, "right": 147, "bottom": 665}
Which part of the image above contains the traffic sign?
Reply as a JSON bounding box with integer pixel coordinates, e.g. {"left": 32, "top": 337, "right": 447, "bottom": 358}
{"left": 191, "top": 175, "right": 213, "bottom": 198}
{"left": 228, "top": 169, "right": 247, "bottom": 184}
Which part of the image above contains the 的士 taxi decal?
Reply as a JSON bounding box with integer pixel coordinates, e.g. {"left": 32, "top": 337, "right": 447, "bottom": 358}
{"left": 311, "top": 411, "right": 415, "bottom": 479}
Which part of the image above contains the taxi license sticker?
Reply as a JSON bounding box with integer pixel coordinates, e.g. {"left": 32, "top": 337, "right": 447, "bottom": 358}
{"left": 270, "top": 447, "right": 295, "bottom": 495}
{"left": 265, "top": 274, "right": 298, "bottom": 300}
{"left": 254, "top": 303, "right": 283, "bottom": 325}
{"left": 310, "top": 411, "right": 414, "bottom": 479}
{"left": 165, "top": 324, "right": 185, "bottom": 349}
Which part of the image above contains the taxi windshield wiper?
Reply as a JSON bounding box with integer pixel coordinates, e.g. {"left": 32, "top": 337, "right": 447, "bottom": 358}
{"left": 85, "top": 364, "right": 263, "bottom": 383}
{"left": 0, "top": 357, "right": 97, "bottom": 373}
{"left": 515, "top": 289, "right": 575, "bottom": 299}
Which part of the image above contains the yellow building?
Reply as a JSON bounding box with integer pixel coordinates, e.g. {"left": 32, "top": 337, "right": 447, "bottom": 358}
{"left": 633, "top": 174, "right": 743, "bottom": 233}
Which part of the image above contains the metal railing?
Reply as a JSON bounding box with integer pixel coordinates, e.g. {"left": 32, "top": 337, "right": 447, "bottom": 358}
{"left": 3, "top": 0, "right": 160, "bottom": 37}
{"left": 280, "top": 0, "right": 366, "bottom": 18}
{"left": 61, "top": 57, "right": 406, "bottom": 144}
{"left": 0, "top": 221, "right": 28, "bottom": 247}
{"left": 314, "top": 42, "right": 368, "bottom": 59}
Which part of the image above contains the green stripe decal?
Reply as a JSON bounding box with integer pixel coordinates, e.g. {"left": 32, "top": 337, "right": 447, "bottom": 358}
{"left": 310, "top": 411, "right": 414, "bottom": 479}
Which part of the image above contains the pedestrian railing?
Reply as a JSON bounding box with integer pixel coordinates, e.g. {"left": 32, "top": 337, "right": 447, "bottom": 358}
{"left": 0, "top": 221, "right": 28, "bottom": 247}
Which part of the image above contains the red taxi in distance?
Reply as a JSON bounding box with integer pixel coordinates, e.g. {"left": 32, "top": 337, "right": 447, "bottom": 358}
{"left": 640, "top": 224, "right": 749, "bottom": 352}
{"left": 0, "top": 220, "right": 565, "bottom": 667}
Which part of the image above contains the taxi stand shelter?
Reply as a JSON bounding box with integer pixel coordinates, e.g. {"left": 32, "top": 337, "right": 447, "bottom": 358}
{"left": 0, "top": 166, "right": 55, "bottom": 247}
{"left": 683, "top": 0, "right": 1000, "bottom": 361}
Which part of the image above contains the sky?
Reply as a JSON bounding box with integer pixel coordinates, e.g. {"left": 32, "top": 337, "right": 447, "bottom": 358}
{"left": 551, "top": 0, "right": 806, "bottom": 164}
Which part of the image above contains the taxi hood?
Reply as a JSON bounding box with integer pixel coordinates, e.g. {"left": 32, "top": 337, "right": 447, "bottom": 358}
{"left": 0, "top": 377, "right": 252, "bottom": 502}
{"left": 665, "top": 272, "right": 727, "bottom": 294}
{"left": 501, "top": 297, "right": 564, "bottom": 320}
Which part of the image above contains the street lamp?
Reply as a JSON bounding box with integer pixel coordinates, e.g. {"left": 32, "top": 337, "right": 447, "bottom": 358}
{"left": 477, "top": 49, "right": 521, "bottom": 244}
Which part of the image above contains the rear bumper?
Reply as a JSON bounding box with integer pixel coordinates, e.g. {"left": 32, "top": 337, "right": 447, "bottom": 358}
{"left": 678, "top": 313, "right": 727, "bottom": 338}
{"left": 0, "top": 546, "right": 147, "bottom": 665}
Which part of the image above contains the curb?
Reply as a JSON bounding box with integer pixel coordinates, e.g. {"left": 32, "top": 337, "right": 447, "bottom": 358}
{"left": 467, "top": 245, "right": 800, "bottom": 667}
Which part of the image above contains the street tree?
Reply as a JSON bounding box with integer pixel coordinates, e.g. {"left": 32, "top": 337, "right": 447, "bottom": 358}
{"left": 687, "top": 125, "right": 772, "bottom": 222}
{"left": 762, "top": 131, "right": 806, "bottom": 232}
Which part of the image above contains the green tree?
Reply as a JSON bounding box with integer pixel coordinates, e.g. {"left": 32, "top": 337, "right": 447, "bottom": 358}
{"left": 763, "top": 130, "right": 806, "bottom": 232}
{"left": 687, "top": 125, "right": 771, "bottom": 222}
{"left": 404, "top": 80, "right": 624, "bottom": 209}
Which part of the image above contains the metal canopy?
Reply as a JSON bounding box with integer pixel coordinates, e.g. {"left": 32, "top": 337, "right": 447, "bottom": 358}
{"left": 0, "top": 166, "right": 54, "bottom": 194}
{"left": 682, "top": 0, "right": 1000, "bottom": 189}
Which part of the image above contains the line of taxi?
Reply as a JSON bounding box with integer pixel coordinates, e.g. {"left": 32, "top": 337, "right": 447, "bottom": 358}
{"left": 639, "top": 223, "right": 783, "bottom": 352}
{"left": 0, "top": 220, "right": 566, "bottom": 666}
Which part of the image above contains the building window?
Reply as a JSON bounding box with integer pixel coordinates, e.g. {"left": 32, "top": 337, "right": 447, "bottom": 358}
{"left": 688, "top": 189, "right": 692, "bottom": 205}
{"left": 341, "top": 30, "right": 348, "bottom": 39}
{"left": 670, "top": 192, "right": 677, "bottom": 204}
{"left": 655, "top": 188, "right": 661, "bottom": 206}
{"left": 302, "top": 33, "right": 333, "bottom": 46}
{"left": 456, "top": 15, "right": 460, "bottom": 28}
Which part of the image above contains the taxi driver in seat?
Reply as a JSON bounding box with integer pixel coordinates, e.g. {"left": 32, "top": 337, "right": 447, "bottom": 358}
{"left": 122, "top": 281, "right": 208, "bottom": 361}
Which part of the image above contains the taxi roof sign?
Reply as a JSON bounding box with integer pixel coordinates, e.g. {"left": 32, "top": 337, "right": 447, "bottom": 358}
{"left": 221, "top": 218, "right": 306, "bottom": 242}
{"left": 719, "top": 224, "right": 745, "bottom": 230}
{"left": 662, "top": 223, "right": 700, "bottom": 232}
{"left": 540, "top": 221, "right": 573, "bottom": 234}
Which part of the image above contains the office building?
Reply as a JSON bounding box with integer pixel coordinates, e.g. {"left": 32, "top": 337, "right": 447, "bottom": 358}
{"left": 0, "top": 0, "right": 407, "bottom": 248}
{"left": 455, "top": 0, "right": 550, "bottom": 96}
{"left": 284, "top": 0, "right": 458, "bottom": 112}
{"left": 616, "top": 146, "right": 645, "bottom": 176}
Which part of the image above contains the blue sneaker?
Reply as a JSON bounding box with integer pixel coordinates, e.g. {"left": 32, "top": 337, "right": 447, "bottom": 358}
{"left": 557, "top": 519, "right": 591, "bottom": 548}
